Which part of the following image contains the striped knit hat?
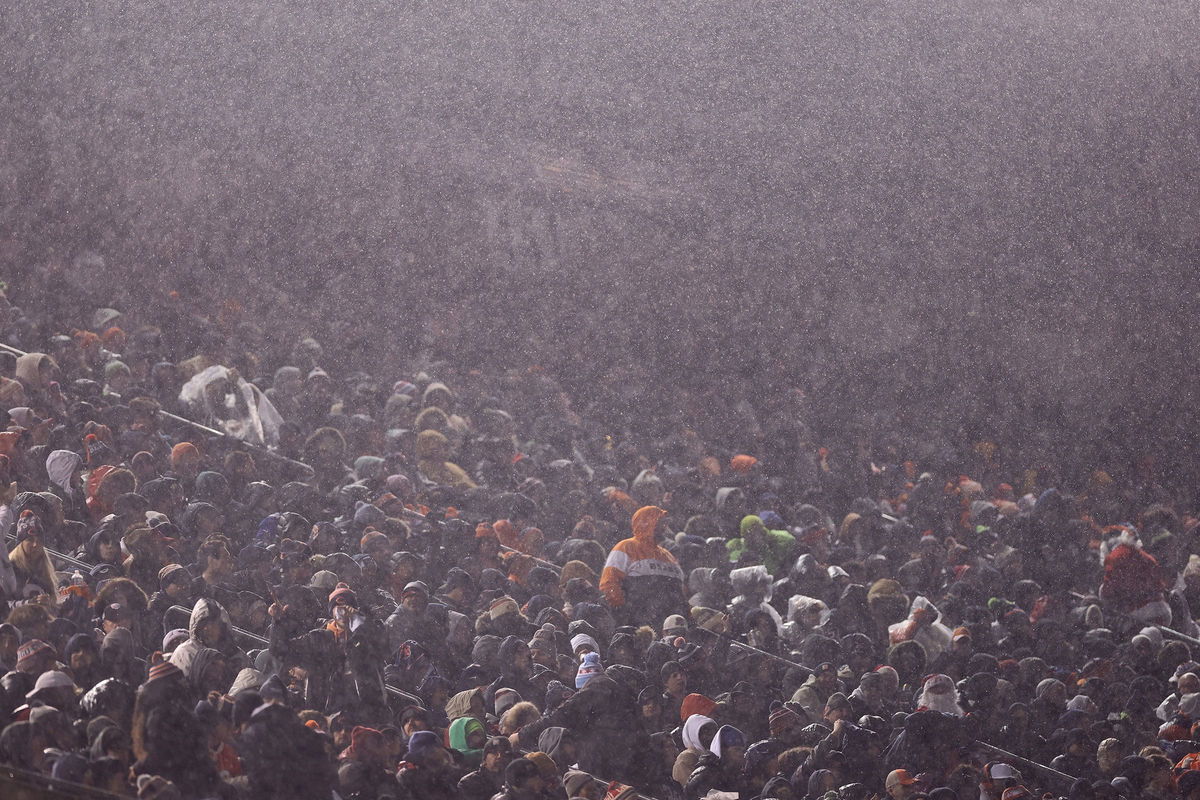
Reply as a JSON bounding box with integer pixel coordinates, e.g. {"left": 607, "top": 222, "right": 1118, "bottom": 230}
{"left": 15, "top": 639, "right": 54, "bottom": 668}
{"left": 575, "top": 652, "right": 603, "bottom": 689}
{"left": 147, "top": 660, "right": 182, "bottom": 683}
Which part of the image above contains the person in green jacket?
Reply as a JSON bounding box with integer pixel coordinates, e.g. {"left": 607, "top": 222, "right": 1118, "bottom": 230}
{"left": 727, "top": 515, "right": 796, "bottom": 577}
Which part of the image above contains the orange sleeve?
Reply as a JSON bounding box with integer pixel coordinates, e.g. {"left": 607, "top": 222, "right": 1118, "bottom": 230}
{"left": 600, "top": 543, "right": 629, "bottom": 607}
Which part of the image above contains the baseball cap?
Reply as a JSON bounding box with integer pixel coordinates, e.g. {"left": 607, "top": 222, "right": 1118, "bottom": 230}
{"left": 26, "top": 670, "right": 76, "bottom": 698}
{"left": 886, "top": 770, "right": 918, "bottom": 789}
{"left": 989, "top": 763, "right": 1021, "bottom": 781}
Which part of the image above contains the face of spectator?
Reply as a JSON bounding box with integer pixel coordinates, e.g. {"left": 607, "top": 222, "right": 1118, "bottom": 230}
{"left": 99, "top": 539, "right": 121, "bottom": 562}
{"left": 198, "top": 619, "right": 224, "bottom": 646}
{"left": 484, "top": 743, "right": 512, "bottom": 772}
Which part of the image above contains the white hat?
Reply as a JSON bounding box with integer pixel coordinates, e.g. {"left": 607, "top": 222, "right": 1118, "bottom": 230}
{"left": 1066, "top": 694, "right": 1097, "bottom": 714}
{"left": 26, "top": 670, "right": 76, "bottom": 698}
{"left": 989, "top": 763, "right": 1021, "bottom": 780}
{"left": 570, "top": 633, "right": 599, "bottom": 654}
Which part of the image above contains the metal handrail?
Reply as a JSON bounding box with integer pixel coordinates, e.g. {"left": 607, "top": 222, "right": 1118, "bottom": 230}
{"left": 161, "top": 603, "right": 425, "bottom": 708}
{"left": 692, "top": 628, "right": 1078, "bottom": 788}
{"left": 0, "top": 341, "right": 312, "bottom": 476}
{"left": 0, "top": 764, "right": 124, "bottom": 800}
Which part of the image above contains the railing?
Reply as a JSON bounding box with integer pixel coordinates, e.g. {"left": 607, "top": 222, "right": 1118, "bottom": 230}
{"left": 0, "top": 342, "right": 312, "bottom": 478}
{"left": 162, "top": 605, "right": 426, "bottom": 709}
{"left": 0, "top": 765, "right": 123, "bottom": 800}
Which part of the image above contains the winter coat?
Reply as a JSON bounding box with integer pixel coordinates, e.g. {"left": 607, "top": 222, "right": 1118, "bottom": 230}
{"left": 395, "top": 762, "right": 461, "bottom": 800}
{"left": 170, "top": 598, "right": 246, "bottom": 675}
{"left": 600, "top": 506, "right": 684, "bottom": 624}
{"left": 518, "top": 675, "right": 641, "bottom": 778}
{"left": 458, "top": 766, "right": 505, "bottom": 800}
{"left": 236, "top": 701, "right": 336, "bottom": 800}
{"left": 1100, "top": 543, "right": 1166, "bottom": 613}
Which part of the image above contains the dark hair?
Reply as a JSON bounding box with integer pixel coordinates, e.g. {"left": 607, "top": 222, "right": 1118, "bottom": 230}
{"left": 484, "top": 736, "right": 512, "bottom": 754}
{"left": 399, "top": 706, "right": 430, "bottom": 727}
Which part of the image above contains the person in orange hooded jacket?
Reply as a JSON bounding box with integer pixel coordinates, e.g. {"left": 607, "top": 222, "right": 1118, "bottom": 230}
{"left": 600, "top": 506, "right": 686, "bottom": 627}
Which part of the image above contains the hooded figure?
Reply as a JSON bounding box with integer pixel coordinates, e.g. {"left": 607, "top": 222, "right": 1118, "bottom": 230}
{"left": 169, "top": 598, "right": 241, "bottom": 676}
{"left": 599, "top": 506, "right": 685, "bottom": 626}
{"left": 688, "top": 567, "right": 729, "bottom": 610}
{"left": 415, "top": 430, "right": 476, "bottom": 489}
{"left": 448, "top": 716, "right": 487, "bottom": 770}
{"left": 14, "top": 353, "right": 57, "bottom": 393}
{"left": 536, "top": 727, "right": 574, "bottom": 774}
{"left": 684, "top": 725, "right": 748, "bottom": 800}
{"left": 445, "top": 688, "right": 485, "bottom": 722}
{"left": 727, "top": 515, "right": 796, "bottom": 577}
{"left": 889, "top": 596, "right": 952, "bottom": 662}
{"left": 916, "top": 674, "right": 965, "bottom": 716}
{"left": 674, "top": 713, "right": 719, "bottom": 785}
{"left": 45, "top": 450, "right": 83, "bottom": 499}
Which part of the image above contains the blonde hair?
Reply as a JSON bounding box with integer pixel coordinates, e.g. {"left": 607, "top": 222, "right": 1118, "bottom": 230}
{"left": 8, "top": 541, "right": 59, "bottom": 607}
{"left": 498, "top": 701, "right": 541, "bottom": 735}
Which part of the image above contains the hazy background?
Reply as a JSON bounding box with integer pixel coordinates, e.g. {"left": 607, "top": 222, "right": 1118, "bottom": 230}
{"left": 2, "top": 0, "right": 1199, "bottom": 465}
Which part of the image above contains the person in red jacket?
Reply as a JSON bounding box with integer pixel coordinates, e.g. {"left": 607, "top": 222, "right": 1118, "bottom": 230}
{"left": 1100, "top": 534, "right": 1170, "bottom": 624}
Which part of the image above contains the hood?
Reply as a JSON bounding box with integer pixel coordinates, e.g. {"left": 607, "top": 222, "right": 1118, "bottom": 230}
{"left": 448, "top": 716, "right": 484, "bottom": 753}
{"left": 497, "top": 635, "right": 525, "bottom": 668}
{"left": 228, "top": 667, "right": 264, "bottom": 696}
{"left": 272, "top": 366, "right": 302, "bottom": 396}
{"left": 838, "top": 583, "right": 869, "bottom": 607}
{"left": 353, "top": 456, "right": 385, "bottom": 482}
{"left": 188, "top": 597, "right": 231, "bottom": 641}
{"left": 14, "top": 353, "right": 55, "bottom": 389}
{"left": 739, "top": 515, "right": 767, "bottom": 537}
{"left": 100, "top": 627, "right": 134, "bottom": 665}
{"left": 537, "top": 726, "right": 567, "bottom": 761}
{"left": 445, "top": 688, "right": 480, "bottom": 721}
{"left": 63, "top": 633, "right": 98, "bottom": 661}
{"left": 709, "top": 725, "right": 745, "bottom": 758}
{"left": 45, "top": 450, "right": 82, "bottom": 494}
{"left": 715, "top": 487, "right": 744, "bottom": 510}
{"left": 808, "top": 769, "right": 833, "bottom": 798}
{"left": 415, "top": 429, "right": 449, "bottom": 461}
{"left": 730, "top": 565, "right": 772, "bottom": 598}
{"left": 682, "top": 713, "right": 715, "bottom": 750}
{"left": 907, "top": 595, "right": 942, "bottom": 623}
{"left": 631, "top": 506, "right": 667, "bottom": 543}
{"left": 786, "top": 595, "right": 828, "bottom": 623}
{"left": 422, "top": 381, "right": 453, "bottom": 408}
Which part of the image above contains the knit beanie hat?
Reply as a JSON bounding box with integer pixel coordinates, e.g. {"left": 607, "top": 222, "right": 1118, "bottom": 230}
{"left": 680, "top": 693, "right": 719, "bottom": 722}
{"left": 570, "top": 633, "right": 599, "bottom": 655}
{"left": 564, "top": 770, "right": 600, "bottom": 797}
{"left": 147, "top": 660, "right": 182, "bottom": 683}
{"left": 16, "top": 639, "right": 55, "bottom": 669}
{"left": 406, "top": 730, "right": 441, "bottom": 762}
{"left": 769, "top": 706, "right": 802, "bottom": 735}
{"left": 328, "top": 582, "right": 358, "bottom": 608}
{"left": 576, "top": 652, "right": 603, "bottom": 689}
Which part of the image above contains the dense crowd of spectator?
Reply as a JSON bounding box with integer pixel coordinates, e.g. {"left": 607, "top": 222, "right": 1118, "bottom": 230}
{"left": 1, "top": 277, "right": 1200, "bottom": 800}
